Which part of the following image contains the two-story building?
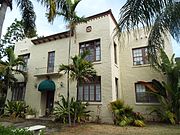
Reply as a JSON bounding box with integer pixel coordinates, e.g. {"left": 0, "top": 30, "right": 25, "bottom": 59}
{"left": 6, "top": 10, "right": 173, "bottom": 123}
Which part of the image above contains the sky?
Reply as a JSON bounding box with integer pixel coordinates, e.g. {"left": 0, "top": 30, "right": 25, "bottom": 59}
{"left": 2, "top": 0, "right": 180, "bottom": 57}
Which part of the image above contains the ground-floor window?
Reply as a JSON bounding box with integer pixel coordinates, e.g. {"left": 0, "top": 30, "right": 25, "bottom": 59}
{"left": 12, "top": 82, "right": 26, "bottom": 101}
{"left": 77, "top": 76, "right": 101, "bottom": 102}
{"left": 135, "top": 83, "right": 158, "bottom": 103}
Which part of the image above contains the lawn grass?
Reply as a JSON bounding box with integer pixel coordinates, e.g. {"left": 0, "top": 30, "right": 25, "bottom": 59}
{"left": 53, "top": 122, "right": 180, "bottom": 135}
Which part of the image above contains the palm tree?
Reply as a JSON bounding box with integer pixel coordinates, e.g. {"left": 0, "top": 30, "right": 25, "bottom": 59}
{"left": 0, "top": 47, "right": 26, "bottom": 97}
{"left": 0, "top": 0, "right": 36, "bottom": 40}
{"left": 38, "top": 0, "right": 85, "bottom": 125}
{"left": 118, "top": 0, "right": 180, "bottom": 63}
{"left": 59, "top": 51, "right": 96, "bottom": 125}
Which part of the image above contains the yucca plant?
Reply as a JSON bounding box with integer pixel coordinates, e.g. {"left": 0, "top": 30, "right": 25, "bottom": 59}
{"left": 53, "top": 95, "right": 91, "bottom": 124}
{"left": 4, "top": 100, "right": 28, "bottom": 118}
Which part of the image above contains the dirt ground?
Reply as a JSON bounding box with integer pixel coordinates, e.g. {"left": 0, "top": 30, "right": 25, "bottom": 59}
{"left": 53, "top": 123, "right": 180, "bottom": 135}
{"left": 0, "top": 118, "right": 180, "bottom": 135}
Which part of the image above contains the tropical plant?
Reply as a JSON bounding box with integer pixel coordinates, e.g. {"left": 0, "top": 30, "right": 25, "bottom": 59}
{"left": 59, "top": 51, "right": 96, "bottom": 125}
{"left": 38, "top": 0, "right": 86, "bottom": 126}
{"left": 138, "top": 49, "right": 180, "bottom": 124}
{"left": 0, "top": 96, "right": 6, "bottom": 115}
{"left": 0, "top": 47, "right": 26, "bottom": 97}
{"left": 0, "top": 125, "right": 33, "bottom": 135}
{"left": 4, "top": 100, "right": 29, "bottom": 118}
{"left": 109, "top": 99, "right": 145, "bottom": 127}
{"left": 0, "top": 0, "right": 36, "bottom": 40}
{"left": 118, "top": 0, "right": 180, "bottom": 62}
{"left": 1, "top": 18, "right": 37, "bottom": 48}
{"left": 53, "top": 95, "right": 90, "bottom": 124}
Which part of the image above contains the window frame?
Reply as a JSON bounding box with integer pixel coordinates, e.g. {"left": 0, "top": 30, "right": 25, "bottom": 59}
{"left": 79, "top": 39, "right": 101, "bottom": 62}
{"left": 132, "top": 46, "right": 149, "bottom": 66}
{"left": 135, "top": 82, "right": 159, "bottom": 103}
{"left": 47, "top": 51, "right": 55, "bottom": 73}
{"left": 77, "top": 76, "right": 101, "bottom": 102}
{"left": 11, "top": 82, "right": 26, "bottom": 101}
{"left": 18, "top": 53, "right": 30, "bottom": 72}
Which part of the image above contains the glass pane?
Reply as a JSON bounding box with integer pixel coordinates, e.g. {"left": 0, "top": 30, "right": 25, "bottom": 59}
{"left": 90, "top": 84, "right": 94, "bottom": 101}
{"left": 96, "top": 84, "right": 101, "bottom": 101}
{"left": 84, "top": 85, "right": 89, "bottom": 101}
{"left": 78, "top": 85, "right": 83, "bottom": 100}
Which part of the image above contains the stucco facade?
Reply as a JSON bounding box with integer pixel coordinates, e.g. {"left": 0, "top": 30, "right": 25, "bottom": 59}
{"left": 7, "top": 10, "right": 173, "bottom": 123}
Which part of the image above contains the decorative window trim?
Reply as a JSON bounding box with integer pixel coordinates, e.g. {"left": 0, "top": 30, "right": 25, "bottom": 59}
{"left": 86, "top": 26, "right": 92, "bottom": 32}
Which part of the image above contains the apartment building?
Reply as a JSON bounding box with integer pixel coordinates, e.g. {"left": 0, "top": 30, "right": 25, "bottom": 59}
{"left": 6, "top": 10, "right": 173, "bottom": 123}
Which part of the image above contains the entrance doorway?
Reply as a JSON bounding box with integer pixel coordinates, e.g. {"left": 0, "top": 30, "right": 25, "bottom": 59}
{"left": 45, "top": 91, "right": 55, "bottom": 116}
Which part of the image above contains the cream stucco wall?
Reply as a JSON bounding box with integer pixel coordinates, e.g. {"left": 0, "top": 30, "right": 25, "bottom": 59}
{"left": 119, "top": 31, "right": 173, "bottom": 119}
{"left": 9, "top": 11, "right": 173, "bottom": 123}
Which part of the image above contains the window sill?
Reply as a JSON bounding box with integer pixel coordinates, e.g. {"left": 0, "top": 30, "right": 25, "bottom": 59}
{"left": 135, "top": 103, "right": 160, "bottom": 106}
{"left": 83, "top": 102, "right": 103, "bottom": 105}
{"left": 93, "top": 61, "right": 102, "bottom": 65}
{"left": 132, "top": 64, "right": 150, "bottom": 68}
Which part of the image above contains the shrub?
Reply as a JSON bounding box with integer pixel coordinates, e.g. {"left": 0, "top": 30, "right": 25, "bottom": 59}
{"left": 53, "top": 95, "right": 90, "bottom": 124}
{"left": 0, "top": 124, "right": 33, "bottom": 135}
{"left": 110, "top": 99, "right": 145, "bottom": 127}
{"left": 4, "top": 100, "right": 28, "bottom": 118}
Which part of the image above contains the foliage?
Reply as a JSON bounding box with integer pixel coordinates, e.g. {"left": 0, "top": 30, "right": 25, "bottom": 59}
{"left": 1, "top": 19, "right": 37, "bottom": 48}
{"left": 0, "top": 96, "right": 6, "bottom": 115}
{"left": 110, "top": 99, "right": 145, "bottom": 127}
{"left": 0, "top": 0, "right": 36, "bottom": 40}
{"left": 59, "top": 51, "right": 97, "bottom": 83}
{"left": 4, "top": 100, "right": 29, "bottom": 118}
{"left": 0, "top": 125, "right": 33, "bottom": 135}
{"left": 53, "top": 95, "right": 90, "bottom": 124}
{"left": 118, "top": 0, "right": 180, "bottom": 63}
{"left": 26, "top": 107, "right": 37, "bottom": 115}
{"left": 139, "top": 49, "right": 180, "bottom": 124}
{"left": 0, "top": 47, "right": 26, "bottom": 96}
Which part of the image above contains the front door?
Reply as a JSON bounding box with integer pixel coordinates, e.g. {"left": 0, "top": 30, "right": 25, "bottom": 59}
{"left": 46, "top": 91, "right": 54, "bottom": 116}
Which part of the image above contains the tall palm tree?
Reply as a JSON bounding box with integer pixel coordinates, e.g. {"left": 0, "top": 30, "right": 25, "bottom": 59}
{"left": 38, "top": 0, "right": 85, "bottom": 125}
{"left": 0, "top": 0, "right": 36, "bottom": 40}
{"left": 59, "top": 51, "right": 96, "bottom": 125}
{"left": 0, "top": 47, "right": 26, "bottom": 97}
{"left": 118, "top": 0, "right": 180, "bottom": 63}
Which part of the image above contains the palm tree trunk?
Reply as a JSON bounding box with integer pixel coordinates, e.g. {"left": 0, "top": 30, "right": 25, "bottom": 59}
{"left": 67, "top": 28, "right": 72, "bottom": 126}
{"left": 0, "top": 2, "right": 8, "bottom": 40}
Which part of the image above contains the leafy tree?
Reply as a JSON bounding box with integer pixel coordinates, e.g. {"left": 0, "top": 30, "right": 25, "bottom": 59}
{"left": 0, "top": 0, "right": 36, "bottom": 40}
{"left": 118, "top": 0, "right": 180, "bottom": 62}
{"left": 59, "top": 51, "right": 96, "bottom": 125}
{"left": 0, "top": 47, "right": 26, "bottom": 98}
{"left": 139, "top": 49, "right": 180, "bottom": 124}
{"left": 39, "top": 0, "right": 86, "bottom": 126}
{"left": 1, "top": 18, "right": 37, "bottom": 47}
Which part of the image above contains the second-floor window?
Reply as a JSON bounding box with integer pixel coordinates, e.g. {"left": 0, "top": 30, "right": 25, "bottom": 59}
{"left": 79, "top": 39, "right": 101, "bottom": 62}
{"left": 47, "top": 51, "right": 55, "bottom": 73}
{"left": 132, "top": 47, "right": 149, "bottom": 65}
{"left": 18, "top": 53, "right": 30, "bottom": 72}
{"left": 114, "top": 42, "right": 117, "bottom": 64}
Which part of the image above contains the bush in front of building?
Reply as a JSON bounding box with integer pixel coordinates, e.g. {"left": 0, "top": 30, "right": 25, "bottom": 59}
{"left": 0, "top": 96, "right": 6, "bottom": 115}
{"left": 109, "top": 99, "right": 145, "bottom": 127}
{"left": 53, "top": 95, "right": 91, "bottom": 124}
{"left": 0, "top": 124, "right": 33, "bottom": 135}
{"left": 4, "top": 100, "right": 29, "bottom": 118}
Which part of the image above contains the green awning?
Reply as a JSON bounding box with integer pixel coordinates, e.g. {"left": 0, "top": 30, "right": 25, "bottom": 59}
{"left": 38, "top": 80, "right": 56, "bottom": 92}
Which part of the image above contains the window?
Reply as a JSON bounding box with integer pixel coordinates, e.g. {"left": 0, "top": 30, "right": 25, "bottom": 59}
{"left": 47, "top": 51, "right": 55, "bottom": 73}
{"left": 12, "top": 82, "right": 26, "bottom": 101}
{"left": 115, "top": 78, "right": 118, "bottom": 99}
{"left": 79, "top": 39, "right": 101, "bottom": 62}
{"left": 77, "top": 77, "right": 101, "bottom": 102}
{"left": 18, "top": 54, "right": 30, "bottom": 71}
{"left": 135, "top": 83, "right": 158, "bottom": 103}
{"left": 132, "top": 47, "right": 149, "bottom": 65}
{"left": 114, "top": 42, "right": 117, "bottom": 64}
